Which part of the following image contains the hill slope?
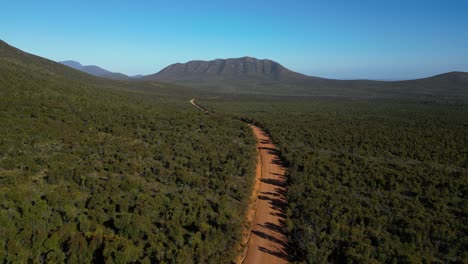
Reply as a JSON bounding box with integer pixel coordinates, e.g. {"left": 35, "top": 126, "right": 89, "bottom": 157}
{"left": 145, "top": 56, "right": 312, "bottom": 82}
{"left": 0, "top": 39, "right": 256, "bottom": 263}
{"left": 144, "top": 57, "right": 468, "bottom": 99}
{"left": 0, "top": 40, "right": 104, "bottom": 83}
{"left": 0, "top": 40, "right": 202, "bottom": 97}
{"left": 60, "top": 60, "right": 130, "bottom": 80}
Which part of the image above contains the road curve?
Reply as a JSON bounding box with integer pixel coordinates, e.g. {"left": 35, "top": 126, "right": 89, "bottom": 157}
{"left": 189, "top": 99, "right": 209, "bottom": 113}
{"left": 189, "top": 99, "right": 288, "bottom": 263}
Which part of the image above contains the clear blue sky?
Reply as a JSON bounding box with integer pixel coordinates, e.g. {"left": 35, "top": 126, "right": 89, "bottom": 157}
{"left": 1, "top": 0, "right": 467, "bottom": 79}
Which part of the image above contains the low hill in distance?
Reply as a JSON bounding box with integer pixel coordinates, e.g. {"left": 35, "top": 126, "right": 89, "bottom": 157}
{"left": 60, "top": 60, "right": 131, "bottom": 80}
{"left": 144, "top": 57, "right": 468, "bottom": 100}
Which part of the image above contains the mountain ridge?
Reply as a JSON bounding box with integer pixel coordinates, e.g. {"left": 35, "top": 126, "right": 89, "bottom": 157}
{"left": 142, "top": 56, "right": 468, "bottom": 98}
{"left": 145, "top": 56, "right": 468, "bottom": 83}
{"left": 59, "top": 60, "right": 130, "bottom": 80}
{"left": 1, "top": 39, "right": 467, "bottom": 99}
{"left": 144, "top": 56, "right": 316, "bottom": 82}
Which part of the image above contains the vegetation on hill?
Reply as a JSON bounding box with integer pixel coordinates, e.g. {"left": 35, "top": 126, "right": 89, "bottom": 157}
{"left": 2, "top": 38, "right": 467, "bottom": 263}
{"left": 144, "top": 56, "right": 308, "bottom": 82}
{"left": 0, "top": 41, "right": 257, "bottom": 263}
{"left": 142, "top": 55, "right": 468, "bottom": 100}
{"left": 59, "top": 60, "right": 131, "bottom": 80}
{"left": 202, "top": 97, "right": 468, "bottom": 263}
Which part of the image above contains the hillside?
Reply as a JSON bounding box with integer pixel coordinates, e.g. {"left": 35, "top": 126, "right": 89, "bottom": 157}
{"left": 60, "top": 60, "right": 130, "bottom": 80}
{"left": 0, "top": 40, "right": 103, "bottom": 83}
{"left": 0, "top": 40, "right": 257, "bottom": 263}
{"left": 0, "top": 40, "right": 206, "bottom": 98}
{"left": 144, "top": 57, "right": 468, "bottom": 99}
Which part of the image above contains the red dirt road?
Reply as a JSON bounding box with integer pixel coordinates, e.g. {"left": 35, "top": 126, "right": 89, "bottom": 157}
{"left": 241, "top": 125, "right": 288, "bottom": 264}
{"left": 189, "top": 99, "right": 288, "bottom": 263}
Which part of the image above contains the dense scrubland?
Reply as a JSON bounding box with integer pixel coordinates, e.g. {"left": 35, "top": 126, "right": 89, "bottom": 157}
{"left": 2, "top": 39, "right": 468, "bottom": 264}
{"left": 203, "top": 97, "right": 468, "bottom": 263}
{"left": 0, "top": 44, "right": 257, "bottom": 263}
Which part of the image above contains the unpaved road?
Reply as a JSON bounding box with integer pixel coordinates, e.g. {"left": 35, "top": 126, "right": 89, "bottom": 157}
{"left": 190, "top": 99, "right": 288, "bottom": 263}
{"left": 241, "top": 125, "right": 288, "bottom": 264}
{"left": 189, "top": 99, "right": 209, "bottom": 113}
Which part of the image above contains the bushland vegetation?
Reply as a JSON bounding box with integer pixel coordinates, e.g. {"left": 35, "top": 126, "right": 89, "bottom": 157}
{"left": 204, "top": 97, "right": 467, "bottom": 263}
{"left": 0, "top": 59, "right": 257, "bottom": 263}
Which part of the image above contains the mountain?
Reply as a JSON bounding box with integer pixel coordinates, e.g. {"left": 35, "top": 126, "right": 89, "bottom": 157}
{"left": 142, "top": 57, "right": 348, "bottom": 94}
{"left": 59, "top": 60, "right": 82, "bottom": 69}
{"left": 3, "top": 39, "right": 467, "bottom": 99}
{"left": 0, "top": 40, "right": 111, "bottom": 84}
{"left": 144, "top": 56, "right": 311, "bottom": 82}
{"left": 143, "top": 57, "right": 468, "bottom": 99}
{"left": 0, "top": 40, "right": 192, "bottom": 97}
{"left": 59, "top": 60, "right": 130, "bottom": 80}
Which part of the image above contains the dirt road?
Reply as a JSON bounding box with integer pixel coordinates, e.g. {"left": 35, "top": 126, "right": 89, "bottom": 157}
{"left": 241, "top": 125, "right": 288, "bottom": 264}
{"left": 190, "top": 99, "right": 288, "bottom": 263}
{"left": 189, "top": 99, "right": 209, "bottom": 113}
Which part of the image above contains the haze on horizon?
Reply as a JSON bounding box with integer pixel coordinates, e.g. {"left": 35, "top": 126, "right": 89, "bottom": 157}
{"left": 1, "top": 0, "right": 467, "bottom": 80}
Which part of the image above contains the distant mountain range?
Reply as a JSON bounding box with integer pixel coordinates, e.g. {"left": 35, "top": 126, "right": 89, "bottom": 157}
{"left": 0, "top": 39, "right": 201, "bottom": 97}
{"left": 1, "top": 39, "right": 466, "bottom": 99}
{"left": 59, "top": 60, "right": 132, "bottom": 80}
{"left": 143, "top": 57, "right": 468, "bottom": 98}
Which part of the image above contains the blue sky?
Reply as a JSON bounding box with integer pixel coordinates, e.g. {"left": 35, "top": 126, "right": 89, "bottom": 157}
{"left": 1, "top": 0, "right": 467, "bottom": 79}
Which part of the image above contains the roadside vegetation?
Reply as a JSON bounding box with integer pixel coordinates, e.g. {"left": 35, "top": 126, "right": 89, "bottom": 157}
{"left": 0, "top": 48, "right": 257, "bottom": 263}
{"left": 2, "top": 39, "right": 467, "bottom": 263}
{"left": 203, "top": 97, "right": 468, "bottom": 263}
